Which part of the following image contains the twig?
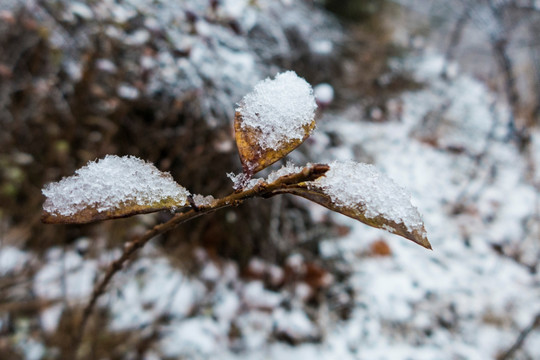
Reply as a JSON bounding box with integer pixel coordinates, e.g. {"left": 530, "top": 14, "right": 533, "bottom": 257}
{"left": 498, "top": 313, "right": 540, "bottom": 360}
{"left": 441, "top": 8, "right": 469, "bottom": 79}
{"left": 73, "top": 164, "right": 329, "bottom": 358}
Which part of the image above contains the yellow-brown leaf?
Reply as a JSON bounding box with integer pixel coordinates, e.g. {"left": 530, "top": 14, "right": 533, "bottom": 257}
{"left": 234, "top": 111, "right": 315, "bottom": 175}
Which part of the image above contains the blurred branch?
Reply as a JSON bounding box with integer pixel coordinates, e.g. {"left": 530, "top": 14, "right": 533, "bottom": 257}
{"left": 441, "top": 8, "right": 469, "bottom": 79}
{"left": 491, "top": 35, "right": 519, "bottom": 138}
{"left": 498, "top": 313, "right": 540, "bottom": 360}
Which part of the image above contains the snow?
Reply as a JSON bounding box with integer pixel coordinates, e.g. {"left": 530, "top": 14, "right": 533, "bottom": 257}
{"left": 34, "top": 249, "right": 97, "bottom": 300}
{"left": 0, "top": 246, "right": 28, "bottom": 275}
{"left": 243, "top": 281, "right": 282, "bottom": 309}
{"left": 109, "top": 257, "right": 205, "bottom": 331}
{"left": 160, "top": 318, "right": 223, "bottom": 358}
{"left": 95, "top": 58, "right": 116, "bottom": 72}
{"left": 274, "top": 308, "right": 317, "bottom": 341}
{"left": 314, "top": 83, "right": 335, "bottom": 105}
{"left": 227, "top": 162, "right": 310, "bottom": 191}
{"left": 117, "top": 84, "right": 139, "bottom": 99}
{"left": 69, "top": 2, "right": 93, "bottom": 20}
{"left": 40, "top": 304, "right": 63, "bottom": 333}
{"left": 17, "top": 339, "right": 45, "bottom": 360}
{"left": 310, "top": 160, "right": 425, "bottom": 234}
{"left": 311, "top": 39, "right": 334, "bottom": 55}
{"left": 237, "top": 71, "right": 317, "bottom": 150}
{"left": 192, "top": 194, "right": 216, "bottom": 207}
{"left": 265, "top": 162, "right": 304, "bottom": 183}
{"left": 214, "top": 290, "right": 241, "bottom": 323}
{"left": 42, "top": 155, "right": 190, "bottom": 216}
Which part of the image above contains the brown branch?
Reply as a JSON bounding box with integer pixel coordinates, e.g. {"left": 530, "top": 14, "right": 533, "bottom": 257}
{"left": 72, "top": 164, "right": 329, "bottom": 358}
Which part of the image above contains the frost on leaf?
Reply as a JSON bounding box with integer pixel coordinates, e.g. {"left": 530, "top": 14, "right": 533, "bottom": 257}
{"left": 276, "top": 161, "right": 430, "bottom": 249}
{"left": 235, "top": 71, "right": 317, "bottom": 176}
{"left": 41, "top": 155, "right": 190, "bottom": 224}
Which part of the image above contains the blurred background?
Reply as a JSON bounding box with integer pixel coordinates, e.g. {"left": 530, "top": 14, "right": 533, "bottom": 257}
{"left": 1, "top": 0, "right": 539, "bottom": 359}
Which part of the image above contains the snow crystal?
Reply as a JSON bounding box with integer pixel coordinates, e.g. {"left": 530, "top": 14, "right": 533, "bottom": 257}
{"left": 265, "top": 162, "right": 304, "bottom": 183}
{"left": 237, "top": 71, "right": 317, "bottom": 150}
{"left": 42, "top": 155, "right": 190, "bottom": 216}
{"left": 192, "top": 194, "right": 216, "bottom": 207}
{"left": 228, "top": 163, "right": 305, "bottom": 191}
{"left": 226, "top": 171, "right": 255, "bottom": 190}
{"left": 311, "top": 161, "right": 424, "bottom": 233}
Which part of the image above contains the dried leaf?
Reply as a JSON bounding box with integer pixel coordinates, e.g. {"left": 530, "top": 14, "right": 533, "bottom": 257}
{"left": 234, "top": 71, "right": 317, "bottom": 176}
{"left": 273, "top": 161, "right": 431, "bottom": 249}
{"left": 41, "top": 155, "right": 190, "bottom": 224}
{"left": 234, "top": 112, "right": 316, "bottom": 175}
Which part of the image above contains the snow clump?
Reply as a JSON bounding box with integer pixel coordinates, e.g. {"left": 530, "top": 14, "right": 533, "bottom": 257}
{"left": 312, "top": 160, "right": 424, "bottom": 233}
{"left": 237, "top": 71, "right": 317, "bottom": 150}
{"left": 42, "top": 155, "right": 190, "bottom": 216}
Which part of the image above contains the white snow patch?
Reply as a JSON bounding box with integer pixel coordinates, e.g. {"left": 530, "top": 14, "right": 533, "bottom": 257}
{"left": 18, "top": 339, "right": 45, "bottom": 360}
{"left": 160, "top": 318, "right": 222, "bottom": 358}
{"left": 40, "top": 304, "right": 64, "bottom": 333}
{"left": 117, "top": 84, "right": 139, "bottom": 99}
{"left": 265, "top": 162, "right": 304, "bottom": 183}
{"left": 110, "top": 258, "right": 204, "bottom": 330}
{"left": 42, "top": 155, "right": 189, "bottom": 216}
{"left": 243, "top": 281, "right": 282, "bottom": 309}
{"left": 314, "top": 83, "right": 334, "bottom": 105}
{"left": 274, "top": 308, "right": 317, "bottom": 341}
{"left": 192, "top": 194, "right": 216, "bottom": 207}
{"left": 310, "top": 39, "right": 333, "bottom": 54}
{"left": 0, "top": 246, "right": 28, "bottom": 275}
{"left": 70, "top": 2, "right": 93, "bottom": 20}
{"left": 96, "top": 58, "right": 116, "bottom": 72}
{"left": 34, "top": 249, "right": 96, "bottom": 300}
{"left": 214, "top": 290, "right": 240, "bottom": 323}
{"left": 237, "top": 71, "right": 317, "bottom": 150}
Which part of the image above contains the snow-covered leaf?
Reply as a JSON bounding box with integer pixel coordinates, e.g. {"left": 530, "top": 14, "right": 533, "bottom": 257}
{"left": 277, "top": 161, "right": 430, "bottom": 249}
{"left": 235, "top": 71, "right": 317, "bottom": 176}
{"left": 41, "top": 155, "right": 190, "bottom": 224}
